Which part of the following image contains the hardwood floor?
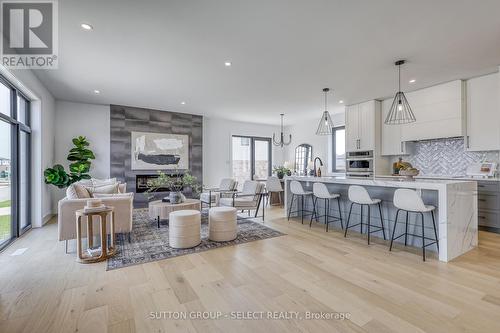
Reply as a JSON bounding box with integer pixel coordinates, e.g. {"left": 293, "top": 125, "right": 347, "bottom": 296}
{"left": 1, "top": 207, "right": 500, "bottom": 333}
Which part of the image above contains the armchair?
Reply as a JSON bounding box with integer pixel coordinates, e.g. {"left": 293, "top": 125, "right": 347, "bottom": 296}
{"left": 219, "top": 180, "right": 265, "bottom": 221}
{"left": 200, "top": 178, "right": 237, "bottom": 208}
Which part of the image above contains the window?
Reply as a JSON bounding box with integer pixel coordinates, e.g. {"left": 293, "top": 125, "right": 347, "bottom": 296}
{"left": 0, "top": 76, "right": 31, "bottom": 250}
{"left": 294, "top": 144, "right": 312, "bottom": 175}
{"left": 231, "top": 136, "right": 271, "bottom": 187}
{"left": 332, "top": 126, "right": 346, "bottom": 172}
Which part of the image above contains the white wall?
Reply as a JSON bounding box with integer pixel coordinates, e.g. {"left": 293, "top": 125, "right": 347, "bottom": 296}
{"left": 203, "top": 117, "right": 284, "bottom": 187}
{"left": 52, "top": 101, "right": 110, "bottom": 207}
{"left": 283, "top": 111, "right": 345, "bottom": 174}
{"left": 1, "top": 67, "right": 56, "bottom": 227}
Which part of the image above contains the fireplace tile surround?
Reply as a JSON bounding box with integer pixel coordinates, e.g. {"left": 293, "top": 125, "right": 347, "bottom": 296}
{"left": 110, "top": 104, "right": 203, "bottom": 207}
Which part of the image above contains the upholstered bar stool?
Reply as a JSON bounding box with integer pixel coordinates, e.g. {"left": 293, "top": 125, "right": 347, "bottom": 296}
{"left": 310, "top": 182, "right": 343, "bottom": 231}
{"left": 389, "top": 188, "right": 439, "bottom": 261}
{"left": 287, "top": 180, "right": 314, "bottom": 224}
{"left": 344, "top": 185, "right": 386, "bottom": 244}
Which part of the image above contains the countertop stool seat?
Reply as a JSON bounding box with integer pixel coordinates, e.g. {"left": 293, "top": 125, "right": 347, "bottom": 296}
{"left": 344, "top": 185, "right": 386, "bottom": 244}
{"left": 287, "top": 180, "right": 314, "bottom": 224}
{"left": 310, "top": 182, "right": 343, "bottom": 232}
{"left": 389, "top": 189, "right": 439, "bottom": 261}
{"left": 209, "top": 207, "right": 237, "bottom": 242}
{"left": 169, "top": 210, "right": 201, "bottom": 249}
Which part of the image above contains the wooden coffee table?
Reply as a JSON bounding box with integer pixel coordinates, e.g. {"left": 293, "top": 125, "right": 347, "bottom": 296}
{"left": 148, "top": 199, "right": 201, "bottom": 228}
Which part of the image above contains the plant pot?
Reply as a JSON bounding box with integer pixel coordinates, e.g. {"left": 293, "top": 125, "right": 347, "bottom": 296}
{"left": 277, "top": 171, "right": 284, "bottom": 179}
{"left": 169, "top": 191, "right": 183, "bottom": 204}
{"left": 286, "top": 171, "right": 292, "bottom": 176}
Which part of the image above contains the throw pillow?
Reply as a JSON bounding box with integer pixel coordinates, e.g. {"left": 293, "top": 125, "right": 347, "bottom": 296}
{"left": 74, "top": 183, "right": 91, "bottom": 198}
{"left": 118, "top": 183, "right": 127, "bottom": 194}
{"left": 90, "top": 183, "right": 119, "bottom": 195}
{"left": 91, "top": 178, "right": 117, "bottom": 187}
{"left": 65, "top": 184, "right": 79, "bottom": 199}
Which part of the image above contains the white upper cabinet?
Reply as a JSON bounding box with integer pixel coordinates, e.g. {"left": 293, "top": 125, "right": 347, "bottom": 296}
{"left": 381, "top": 99, "right": 408, "bottom": 156}
{"left": 465, "top": 72, "right": 500, "bottom": 151}
{"left": 400, "top": 80, "right": 465, "bottom": 141}
{"left": 345, "top": 100, "right": 379, "bottom": 152}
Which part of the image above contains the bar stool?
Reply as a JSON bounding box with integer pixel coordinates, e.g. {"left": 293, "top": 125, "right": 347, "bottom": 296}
{"left": 389, "top": 188, "right": 439, "bottom": 261}
{"left": 287, "top": 180, "right": 314, "bottom": 224}
{"left": 310, "top": 182, "right": 343, "bottom": 231}
{"left": 344, "top": 185, "right": 386, "bottom": 244}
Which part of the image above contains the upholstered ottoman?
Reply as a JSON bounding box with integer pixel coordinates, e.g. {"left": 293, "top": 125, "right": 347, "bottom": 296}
{"left": 169, "top": 210, "right": 201, "bottom": 249}
{"left": 209, "top": 207, "right": 237, "bottom": 242}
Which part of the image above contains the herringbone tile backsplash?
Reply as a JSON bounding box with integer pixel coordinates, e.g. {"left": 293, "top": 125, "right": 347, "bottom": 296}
{"left": 402, "top": 138, "right": 499, "bottom": 176}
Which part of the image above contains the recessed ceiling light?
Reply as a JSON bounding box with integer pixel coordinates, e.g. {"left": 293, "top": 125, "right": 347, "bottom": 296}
{"left": 81, "top": 23, "right": 93, "bottom": 31}
{"left": 224, "top": 61, "right": 232, "bottom": 67}
{"left": 339, "top": 100, "right": 344, "bottom": 104}
{"left": 93, "top": 89, "right": 100, "bottom": 94}
{"left": 409, "top": 79, "right": 416, "bottom": 83}
{"left": 181, "top": 101, "right": 186, "bottom": 105}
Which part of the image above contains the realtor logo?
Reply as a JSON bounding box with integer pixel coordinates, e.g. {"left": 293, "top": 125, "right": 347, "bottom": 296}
{"left": 1, "top": 0, "right": 58, "bottom": 69}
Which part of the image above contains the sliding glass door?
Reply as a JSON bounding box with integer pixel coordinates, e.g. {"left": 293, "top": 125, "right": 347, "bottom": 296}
{"left": 0, "top": 76, "right": 31, "bottom": 249}
{"left": 232, "top": 136, "right": 271, "bottom": 187}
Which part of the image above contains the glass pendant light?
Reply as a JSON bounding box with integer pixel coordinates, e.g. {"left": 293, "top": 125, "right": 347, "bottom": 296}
{"left": 385, "top": 60, "right": 416, "bottom": 125}
{"left": 316, "top": 88, "right": 334, "bottom": 135}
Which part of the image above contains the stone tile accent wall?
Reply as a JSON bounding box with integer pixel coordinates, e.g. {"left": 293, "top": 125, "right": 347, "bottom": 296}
{"left": 110, "top": 105, "right": 203, "bottom": 207}
{"left": 404, "top": 137, "right": 499, "bottom": 176}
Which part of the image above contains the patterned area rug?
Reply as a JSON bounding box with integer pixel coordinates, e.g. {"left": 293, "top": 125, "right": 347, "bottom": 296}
{"left": 107, "top": 209, "right": 285, "bottom": 270}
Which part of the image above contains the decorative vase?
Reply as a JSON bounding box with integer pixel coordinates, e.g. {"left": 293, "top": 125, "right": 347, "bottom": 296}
{"left": 169, "top": 191, "right": 183, "bottom": 204}
{"left": 277, "top": 171, "right": 284, "bottom": 179}
{"left": 286, "top": 170, "right": 292, "bottom": 176}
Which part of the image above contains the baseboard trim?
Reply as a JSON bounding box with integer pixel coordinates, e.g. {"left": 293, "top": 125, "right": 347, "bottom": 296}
{"left": 42, "top": 213, "right": 55, "bottom": 226}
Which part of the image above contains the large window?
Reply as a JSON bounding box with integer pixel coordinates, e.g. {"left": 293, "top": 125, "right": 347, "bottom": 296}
{"left": 332, "top": 126, "right": 346, "bottom": 172}
{"left": 231, "top": 136, "right": 271, "bottom": 187}
{"left": 0, "top": 76, "right": 31, "bottom": 250}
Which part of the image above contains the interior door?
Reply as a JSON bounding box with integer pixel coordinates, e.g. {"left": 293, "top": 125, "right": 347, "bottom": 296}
{"left": 345, "top": 105, "right": 359, "bottom": 152}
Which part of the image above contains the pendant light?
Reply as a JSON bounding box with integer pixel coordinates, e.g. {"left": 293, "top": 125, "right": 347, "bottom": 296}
{"left": 272, "top": 113, "right": 292, "bottom": 147}
{"left": 384, "top": 60, "right": 416, "bottom": 125}
{"left": 316, "top": 88, "right": 334, "bottom": 135}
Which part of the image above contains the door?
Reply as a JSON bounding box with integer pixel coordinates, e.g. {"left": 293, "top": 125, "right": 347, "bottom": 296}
{"left": 345, "top": 104, "right": 359, "bottom": 152}
{"left": 232, "top": 136, "right": 271, "bottom": 188}
{"left": 0, "top": 120, "right": 12, "bottom": 246}
{"left": 358, "top": 101, "right": 375, "bottom": 151}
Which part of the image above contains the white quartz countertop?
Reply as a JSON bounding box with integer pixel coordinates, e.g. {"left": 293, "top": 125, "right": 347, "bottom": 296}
{"left": 376, "top": 174, "right": 500, "bottom": 182}
{"left": 285, "top": 175, "right": 476, "bottom": 190}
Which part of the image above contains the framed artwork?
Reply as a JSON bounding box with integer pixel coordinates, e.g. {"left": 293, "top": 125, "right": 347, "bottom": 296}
{"left": 131, "top": 131, "right": 189, "bottom": 170}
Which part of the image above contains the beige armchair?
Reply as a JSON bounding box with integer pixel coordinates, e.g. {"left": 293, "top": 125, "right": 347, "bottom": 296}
{"left": 219, "top": 180, "right": 265, "bottom": 221}
{"left": 58, "top": 194, "right": 134, "bottom": 252}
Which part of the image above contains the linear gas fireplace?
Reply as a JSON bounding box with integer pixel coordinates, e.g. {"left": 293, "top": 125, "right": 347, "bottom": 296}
{"left": 135, "top": 174, "right": 183, "bottom": 193}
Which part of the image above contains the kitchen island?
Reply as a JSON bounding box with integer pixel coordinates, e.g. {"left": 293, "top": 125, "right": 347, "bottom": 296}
{"left": 284, "top": 176, "right": 478, "bottom": 262}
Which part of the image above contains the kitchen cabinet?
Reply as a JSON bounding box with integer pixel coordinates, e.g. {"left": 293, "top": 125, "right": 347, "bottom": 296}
{"left": 477, "top": 181, "right": 500, "bottom": 232}
{"left": 465, "top": 72, "right": 500, "bottom": 151}
{"left": 345, "top": 100, "right": 380, "bottom": 152}
{"left": 399, "top": 80, "right": 465, "bottom": 141}
{"left": 381, "top": 99, "right": 409, "bottom": 156}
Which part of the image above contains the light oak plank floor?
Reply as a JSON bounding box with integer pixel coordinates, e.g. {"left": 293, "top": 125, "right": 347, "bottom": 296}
{"left": 1, "top": 207, "right": 500, "bottom": 333}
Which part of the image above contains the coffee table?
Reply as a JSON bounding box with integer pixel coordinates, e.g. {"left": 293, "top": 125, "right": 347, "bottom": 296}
{"left": 148, "top": 199, "right": 201, "bottom": 228}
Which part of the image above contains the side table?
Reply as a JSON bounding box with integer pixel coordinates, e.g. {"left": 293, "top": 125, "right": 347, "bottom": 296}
{"left": 75, "top": 207, "right": 117, "bottom": 263}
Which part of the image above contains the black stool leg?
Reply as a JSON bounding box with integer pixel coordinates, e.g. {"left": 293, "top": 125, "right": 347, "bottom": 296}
{"left": 337, "top": 197, "right": 344, "bottom": 229}
{"left": 287, "top": 194, "right": 295, "bottom": 221}
{"left": 360, "top": 204, "right": 363, "bottom": 234}
{"left": 420, "top": 212, "right": 426, "bottom": 261}
{"left": 431, "top": 210, "right": 439, "bottom": 252}
{"left": 301, "top": 195, "right": 304, "bottom": 224}
{"left": 325, "top": 199, "right": 329, "bottom": 232}
{"left": 344, "top": 203, "right": 354, "bottom": 238}
{"left": 310, "top": 196, "right": 317, "bottom": 227}
{"left": 367, "top": 205, "right": 371, "bottom": 244}
{"left": 389, "top": 209, "right": 400, "bottom": 251}
{"left": 404, "top": 211, "right": 409, "bottom": 246}
{"left": 378, "top": 202, "right": 386, "bottom": 240}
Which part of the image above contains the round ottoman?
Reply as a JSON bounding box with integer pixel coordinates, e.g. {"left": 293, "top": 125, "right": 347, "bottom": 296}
{"left": 169, "top": 210, "right": 201, "bottom": 249}
{"left": 209, "top": 207, "right": 237, "bottom": 242}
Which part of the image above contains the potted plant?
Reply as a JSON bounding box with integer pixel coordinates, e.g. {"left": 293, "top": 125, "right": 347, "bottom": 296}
{"left": 273, "top": 165, "right": 292, "bottom": 179}
{"left": 145, "top": 170, "right": 201, "bottom": 204}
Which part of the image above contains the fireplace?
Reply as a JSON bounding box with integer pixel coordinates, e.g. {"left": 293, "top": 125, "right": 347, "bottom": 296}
{"left": 135, "top": 174, "right": 183, "bottom": 193}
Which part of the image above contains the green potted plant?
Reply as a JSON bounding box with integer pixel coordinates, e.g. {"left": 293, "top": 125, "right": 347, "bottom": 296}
{"left": 273, "top": 165, "right": 292, "bottom": 179}
{"left": 44, "top": 136, "right": 96, "bottom": 188}
{"left": 145, "top": 169, "right": 201, "bottom": 204}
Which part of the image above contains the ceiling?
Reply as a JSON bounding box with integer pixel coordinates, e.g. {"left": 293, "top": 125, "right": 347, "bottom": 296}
{"left": 34, "top": 0, "right": 500, "bottom": 125}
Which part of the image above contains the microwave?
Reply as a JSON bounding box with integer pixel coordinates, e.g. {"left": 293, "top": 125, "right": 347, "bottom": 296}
{"left": 346, "top": 151, "right": 374, "bottom": 174}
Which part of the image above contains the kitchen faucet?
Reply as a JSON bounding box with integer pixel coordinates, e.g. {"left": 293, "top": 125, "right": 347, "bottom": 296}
{"left": 313, "top": 157, "right": 323, "bottom": 177}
